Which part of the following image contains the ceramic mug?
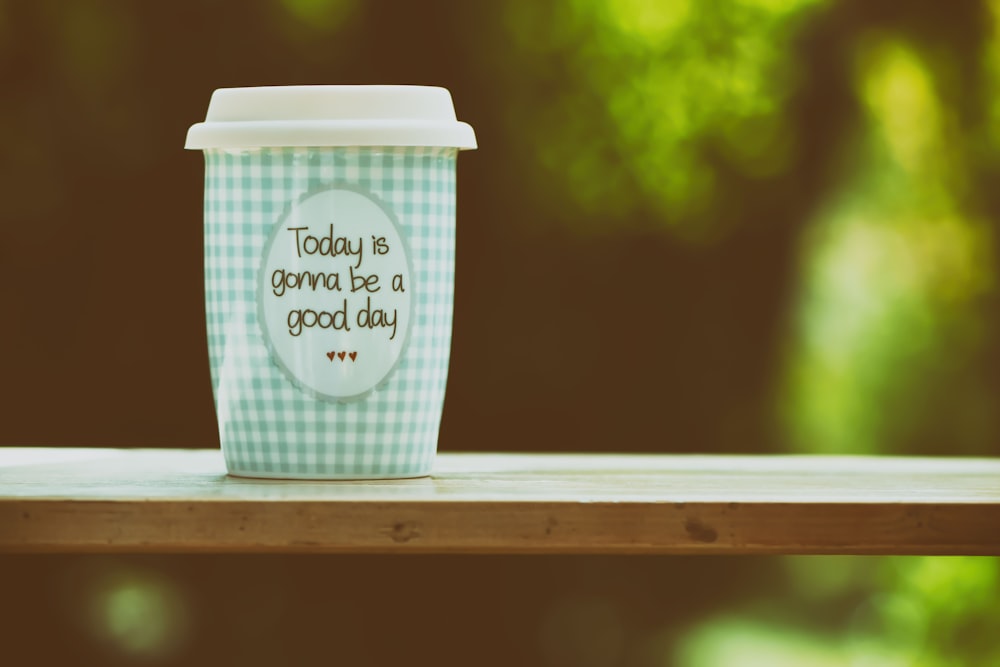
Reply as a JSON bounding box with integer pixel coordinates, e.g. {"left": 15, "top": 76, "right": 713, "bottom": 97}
{"left": 186, "top": 86, "right": 476, "bottom": 478}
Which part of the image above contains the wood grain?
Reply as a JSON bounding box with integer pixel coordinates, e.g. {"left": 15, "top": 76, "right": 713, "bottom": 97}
{"left": 1, "top": 448, "right": 998, "bottom": 554}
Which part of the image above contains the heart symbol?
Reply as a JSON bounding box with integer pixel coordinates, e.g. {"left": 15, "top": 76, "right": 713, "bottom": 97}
{"left": 338, "top": 351, "right": 346, "bottom": 361}
{"left": 326, "top": 351, "right": 336, "bottom": 361}
{"left": 348, "top": 352, "right": 357, "bottom": 362}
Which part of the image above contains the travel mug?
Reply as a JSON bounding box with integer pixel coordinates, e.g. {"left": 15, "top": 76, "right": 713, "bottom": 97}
{"left": 185, "top": 85, "right": 476, "bottom": 478}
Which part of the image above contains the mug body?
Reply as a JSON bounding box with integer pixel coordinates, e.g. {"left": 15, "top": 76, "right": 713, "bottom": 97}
{"left": 202, "top": 146, "right": 457, "bottom": 478}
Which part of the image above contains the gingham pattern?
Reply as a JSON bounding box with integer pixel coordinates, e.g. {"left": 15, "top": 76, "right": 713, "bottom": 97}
{"left": 203, "top": 146, "right": 457, "bottom": 478}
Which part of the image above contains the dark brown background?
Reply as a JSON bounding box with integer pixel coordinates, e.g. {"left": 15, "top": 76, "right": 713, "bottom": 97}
{"left": 2, "top": 1, "right": 997, "bottom": 665}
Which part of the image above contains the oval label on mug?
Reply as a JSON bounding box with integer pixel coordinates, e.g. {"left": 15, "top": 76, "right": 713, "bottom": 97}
{"left": 258, "top": 186, "right": 414, "bottom": 401}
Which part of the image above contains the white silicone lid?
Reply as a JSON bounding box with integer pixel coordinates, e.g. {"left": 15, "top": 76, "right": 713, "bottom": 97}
{"left": 185, "top": 85, "right": 477, "bottom": 150}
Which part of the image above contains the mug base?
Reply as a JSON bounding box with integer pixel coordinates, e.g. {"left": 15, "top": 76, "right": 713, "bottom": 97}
{"left": 225, "top": 468, "right": 432, "bottom": 481}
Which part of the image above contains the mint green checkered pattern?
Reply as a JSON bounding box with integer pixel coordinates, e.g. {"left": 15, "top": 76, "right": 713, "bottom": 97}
{"left": 202, "top": 147, "right": 457, "bottom": 478}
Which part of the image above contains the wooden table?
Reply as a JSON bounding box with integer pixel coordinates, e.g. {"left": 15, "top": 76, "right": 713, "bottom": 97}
{"left": 1, "top": 448, "right": 998, "bottom": 555}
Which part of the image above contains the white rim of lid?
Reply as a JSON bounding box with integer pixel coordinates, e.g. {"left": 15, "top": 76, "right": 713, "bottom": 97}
{"left": 185, "top": 85, "right": 477, "bottom": 150}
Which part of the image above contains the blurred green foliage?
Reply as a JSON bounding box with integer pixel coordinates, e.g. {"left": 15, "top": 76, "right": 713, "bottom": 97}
{"left": 781, "top": 37, "right": 996, "bottom": 455}
{"left": 500, "top": 0, "right": 1000, "bottom": 662}
{"left": 279, "top": 0, "right": 355, "bottom": 30}
{"left": 84, "top": 563, "right": 190, "bottom": 660}
{"left": 504, "top": 0, "right": 825, "bottom": 232}
{"left": 678, "top": 556, "right": 1000, "bottom": 667}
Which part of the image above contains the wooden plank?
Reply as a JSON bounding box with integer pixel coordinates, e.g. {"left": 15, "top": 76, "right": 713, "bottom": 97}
{"left": 1, "top": 448, "right": 998, "bottom": 554}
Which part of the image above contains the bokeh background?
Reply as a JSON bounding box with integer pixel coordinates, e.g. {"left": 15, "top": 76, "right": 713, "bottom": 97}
{"left": 2, "top": 0, "right": 999, "bottom": 664}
